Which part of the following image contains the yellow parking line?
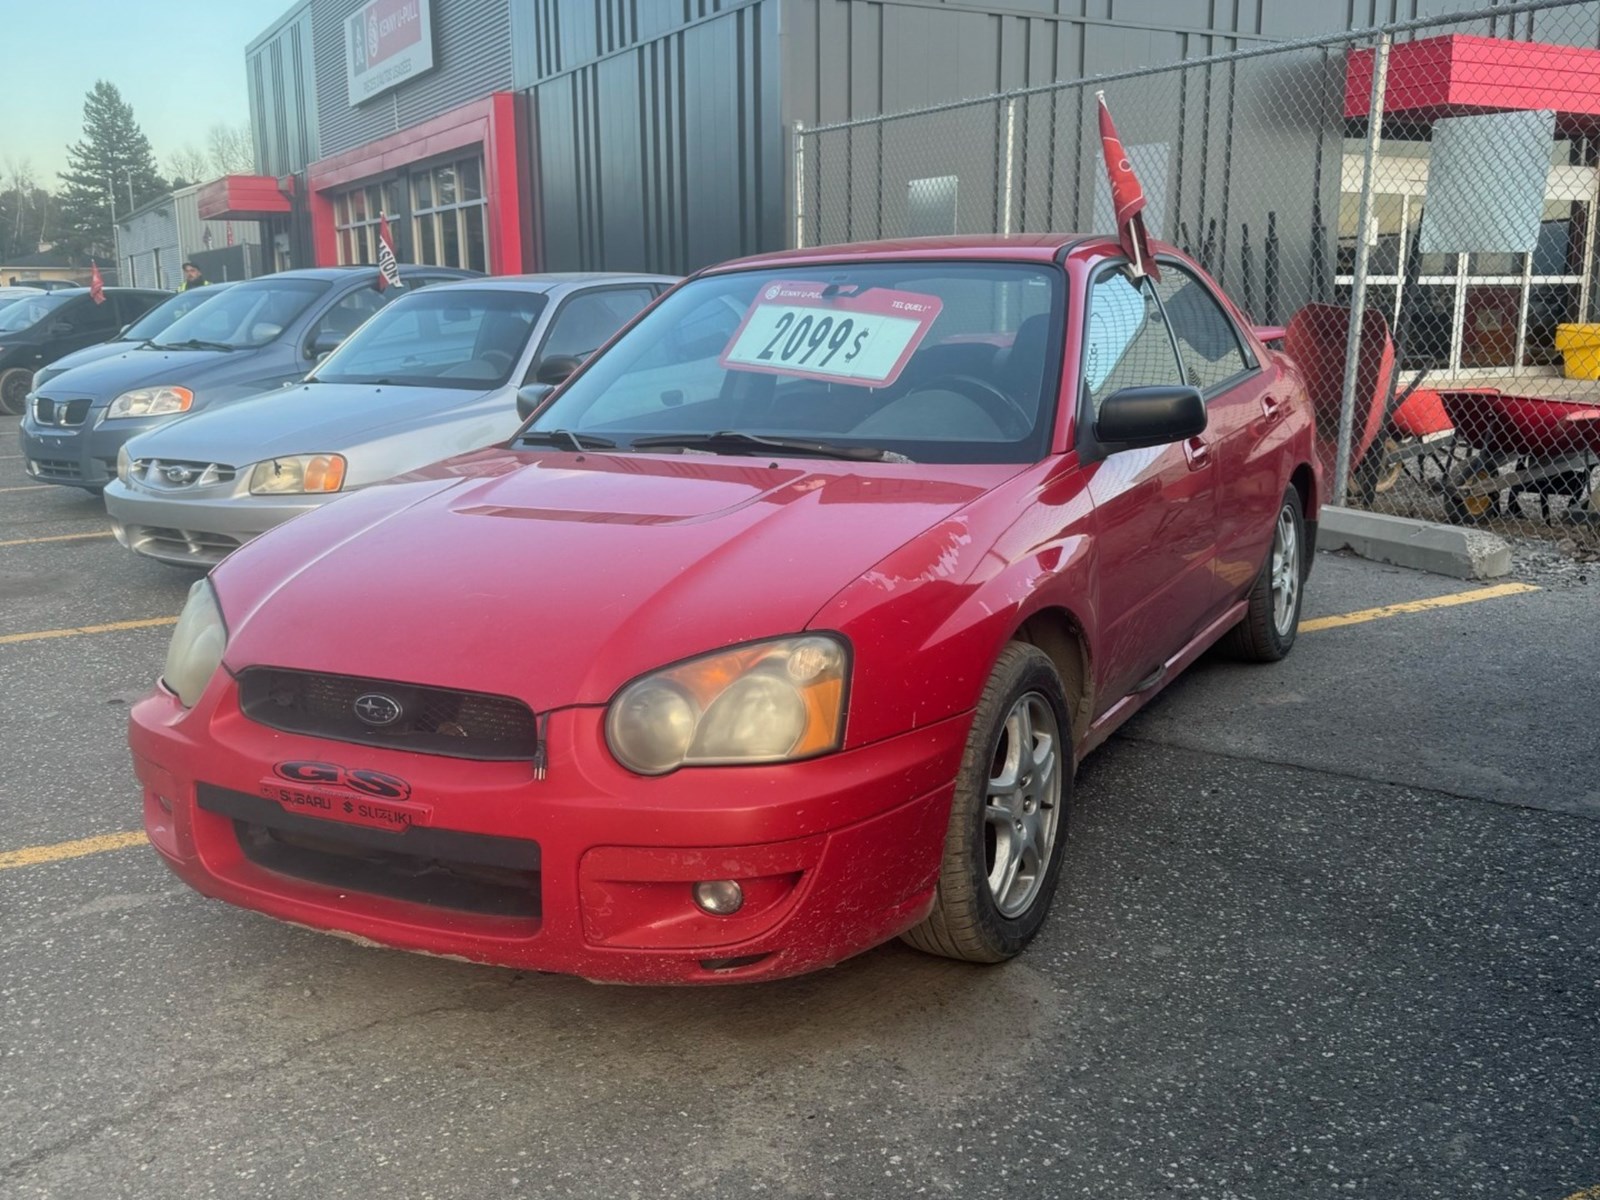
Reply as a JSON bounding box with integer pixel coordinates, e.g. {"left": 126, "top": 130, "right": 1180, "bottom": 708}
{"left": 0, "top": 530, "right": 114, "bottom": 548}
{"left": 0, "top": 616, "right": 178, "bottom": 646}
{"left": 1301, "top": 582, "right": 1538, "bottom": 633}
{"left": 0, "top": 484, "right": 52, "bottom": 493}
{"left": 0, "top": 830, "right": 147, "bottom": 871}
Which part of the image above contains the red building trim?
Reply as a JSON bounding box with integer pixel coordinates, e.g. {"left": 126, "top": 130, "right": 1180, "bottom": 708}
{"left": 1347, "top": 35, "right": 1600, "bottom": 123}
{"left": 304, "top": 92, "right": 528, "bottom": 273}
{"left": 197, "top": 175, "right": 295, "bottom": 220}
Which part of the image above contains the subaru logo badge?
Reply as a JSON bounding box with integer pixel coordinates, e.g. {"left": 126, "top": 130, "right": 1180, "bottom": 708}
{"left": 353, "top": 693, "right": 404, "bottom": 727}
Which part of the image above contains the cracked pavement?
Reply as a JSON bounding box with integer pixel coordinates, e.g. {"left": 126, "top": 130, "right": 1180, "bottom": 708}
{"left": 2, "top": 417, "right": 1597, "bottom": 1198}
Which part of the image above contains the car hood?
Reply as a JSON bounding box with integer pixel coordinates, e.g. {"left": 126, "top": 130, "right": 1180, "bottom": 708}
{"left": 216, "top": 448, "right": 1014, "bottom": 708}
{"left": 40, "top": 345, "right": 246, "bottom": 400}
{"left": 34, "top": 340, "right": 141, "bottom": 383}
{"left": 123, "top": 382, "right": 495, "bottom": 464}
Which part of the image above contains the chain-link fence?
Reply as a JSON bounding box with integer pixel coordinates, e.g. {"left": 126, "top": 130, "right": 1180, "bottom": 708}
{"left": 796, "top": 0, "right": 1600, "bottom": 546}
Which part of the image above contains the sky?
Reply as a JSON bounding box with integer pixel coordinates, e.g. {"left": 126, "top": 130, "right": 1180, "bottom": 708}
{"left": 0, "top": 0, "right": 277, "bottom": 186}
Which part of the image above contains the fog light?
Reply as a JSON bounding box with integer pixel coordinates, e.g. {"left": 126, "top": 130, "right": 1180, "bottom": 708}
{"left": 692, "top": 879, "right": 744, "bottom": 915}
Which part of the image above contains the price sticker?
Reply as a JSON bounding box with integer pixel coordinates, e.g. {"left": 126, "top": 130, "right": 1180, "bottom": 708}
{"left": 720, "top": 281, "right": 943, "bottom": 387}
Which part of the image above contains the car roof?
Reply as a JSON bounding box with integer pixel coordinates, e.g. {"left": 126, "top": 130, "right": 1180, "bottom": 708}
{"left": 422, "top": 272, "right": 678, "bottom": 294}
{"left": 711, "top": 234, "right": 1095, "bottom": 274}
{"left": 248, "top": 265, "right": 479, "bottom": 283}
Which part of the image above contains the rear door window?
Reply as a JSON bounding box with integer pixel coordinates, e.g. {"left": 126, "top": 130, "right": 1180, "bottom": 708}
{"left": 1152, "top": 266, "right": 1253, "bottom": 394}
{"left": 537, "top": 287, "right": 654, "bottom": 363}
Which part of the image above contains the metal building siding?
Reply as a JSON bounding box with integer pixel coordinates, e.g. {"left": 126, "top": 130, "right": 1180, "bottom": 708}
{"left": 173, "top": 187, "right": 263, "bottom": 273}
{"left": 313, "top": 0, "right": 514, "bottom": 160}
{"left": 247, "top": 2, "right": 319, "bottom": 176}
{"left": 527, "top": 0, "right": 782, "bottom": 274}
{"left": 119, "top": 208, "right": 180, "bottom": 289}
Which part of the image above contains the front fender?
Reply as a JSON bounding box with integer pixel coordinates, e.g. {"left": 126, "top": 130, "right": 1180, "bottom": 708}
{"left": 812, "top": 460, "right": 1099, "bottom": 750}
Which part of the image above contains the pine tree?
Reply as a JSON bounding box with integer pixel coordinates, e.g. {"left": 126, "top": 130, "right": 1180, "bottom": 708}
{"left": 55, "top": 81, "right": 168, "bottom": 260}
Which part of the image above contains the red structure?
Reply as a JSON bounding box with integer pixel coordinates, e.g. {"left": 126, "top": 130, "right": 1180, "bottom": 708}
{"left": 1347, "top": 34, "right": 1600, "bottom": 125}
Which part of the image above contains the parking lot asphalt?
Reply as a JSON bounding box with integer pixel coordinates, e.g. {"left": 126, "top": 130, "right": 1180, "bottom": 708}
{"left": 2, "top": 411, "right": 1596, "bottom": 1200}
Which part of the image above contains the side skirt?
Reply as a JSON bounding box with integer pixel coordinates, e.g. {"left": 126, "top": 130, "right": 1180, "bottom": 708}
{"left": 1078, "top": 600, "right": 1249, "bottom": 760}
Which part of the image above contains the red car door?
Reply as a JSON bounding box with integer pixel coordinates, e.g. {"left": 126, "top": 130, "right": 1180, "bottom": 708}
{"left": 1079, "top": 267, "right": 1218, "bottom": 708}
{"left": 1154, "top": 263, "right": 1282, "bottom": 607}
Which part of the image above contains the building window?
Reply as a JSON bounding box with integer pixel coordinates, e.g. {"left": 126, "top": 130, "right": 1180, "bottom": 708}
{"left": 334, "top": 179, "right": 405, "bottom": 265}
{"left": 412, "top": 157, "right": 489, "bottom": 273}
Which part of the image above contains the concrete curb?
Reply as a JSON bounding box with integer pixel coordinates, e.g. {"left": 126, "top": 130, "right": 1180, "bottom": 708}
{"left": 1318, "top": 506, "right": 1512, "bottom": 580}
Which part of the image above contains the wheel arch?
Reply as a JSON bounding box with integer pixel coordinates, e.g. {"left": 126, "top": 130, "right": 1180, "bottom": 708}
{"left": 1011, "top": 606, "right": 1094, "bottom": 750}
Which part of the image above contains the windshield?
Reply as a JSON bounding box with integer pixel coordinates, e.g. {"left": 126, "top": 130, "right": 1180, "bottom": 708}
{"left": 0, "top": 292, "right": 70, "bottom": 333}
{"left": 527, "top": 263, "right": 1062, "bottom": 464}
{"left": 312, "top": 288, "right": 547, "bottom": 389}
{"left": 122, "top": 286, "right": 229, "bottom": 342}
{"left": 152, "top": 279, "right": 329, "bottom": 349}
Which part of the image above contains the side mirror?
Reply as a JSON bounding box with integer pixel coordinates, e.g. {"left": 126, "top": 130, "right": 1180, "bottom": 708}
{"left": 1094, "top": 385, "right": 1206, "bottom": 451}
{"left": 117, "top": 323, "right": 132, "bottom": 336}
{"left": 49, "top": 320, "right": 74, "bottom": 336}
{"left": 308, "top": 329, "right": 343, "bottom": 359}
{"left": 533, "top": 355, "right": 583, "bottom": 387}
{"left": 516, "top": 383, "right": 553, "bottom": 420}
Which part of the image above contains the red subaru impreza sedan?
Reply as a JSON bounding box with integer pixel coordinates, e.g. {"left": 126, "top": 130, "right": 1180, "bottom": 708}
{"left": 132, "top": 234, "right": 1321, "bottom": 983}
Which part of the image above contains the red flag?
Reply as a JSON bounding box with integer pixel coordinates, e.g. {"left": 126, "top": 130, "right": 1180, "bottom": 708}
{"left": 226, "top": 221, "right": 235, "bottom": 247}
{"left": 89, "top": 261, "right": 106, "bottom": 305}
{"left": 375, "top": 214, "right": 403, "bottom": 292}
{"left": 1095, "top": 92, "right": 1160, "bottom": 281}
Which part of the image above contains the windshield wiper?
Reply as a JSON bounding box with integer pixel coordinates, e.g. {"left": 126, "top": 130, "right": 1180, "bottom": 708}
{"left": 151, "top": 338, "right": 235, "bottom": 352}
{"left": 516, "top": 428, "right": 617, "bottom": 451}
{"left": 630, "top": 431, "right": 901, "bottom": 462}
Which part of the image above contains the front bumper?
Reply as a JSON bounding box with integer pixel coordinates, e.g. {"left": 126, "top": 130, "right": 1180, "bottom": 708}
{"left": 18, "top": 407, "right": 169, "bottom": 490}
{"left": 131, "top": 676, "right": 965, "bottom": 984}
{"left": 105, "top": 480, "right": 329, "bottom": 567}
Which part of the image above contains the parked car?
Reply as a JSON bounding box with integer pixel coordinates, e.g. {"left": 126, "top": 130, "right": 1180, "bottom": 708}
{"left": 0, "top": 287, "right": 168, "bottom": 414}
{"left": 132, "top": 234, "right": 1321, "bottom": 984}
{"left": 17, "top": 264, "right": 474, "bottom": 491}
{"left": 0, "top": 286, "right": 46, "bottom": 313}
{"left": 105, "top": 273, "right": 674, "bottom": 566}
{"left": 32, "top": 282, "right": 238, "bottom": 391}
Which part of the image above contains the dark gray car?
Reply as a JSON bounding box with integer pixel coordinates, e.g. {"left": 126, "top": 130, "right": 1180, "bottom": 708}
{"left": 17, "top": 264, "right": 474, "bottom": 491}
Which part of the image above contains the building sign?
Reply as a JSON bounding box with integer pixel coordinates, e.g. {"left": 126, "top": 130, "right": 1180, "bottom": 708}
{"left": 345, "top": 0, "right": 434, "bottom": 106}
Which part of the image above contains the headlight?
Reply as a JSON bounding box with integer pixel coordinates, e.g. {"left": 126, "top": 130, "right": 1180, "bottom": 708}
{"left": 606, "top": 635, "right": 848, "bottom": 775}
{"left": 162, "top": 579, "right": 228, "bottom": 708}
{"left": 116, "top": 445, "right": 131, "bottom": 485}
{"left": 248, "top": 454, "right": 346, "bottom": 495}
{"left": 105, "top": 385, "right": 193, "bottom": 420}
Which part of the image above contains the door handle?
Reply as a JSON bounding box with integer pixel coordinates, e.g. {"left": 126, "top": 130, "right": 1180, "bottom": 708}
{"left": 1183, "top": 436, "right": 1210, "bottom": 471}
{"left": 1261, "top": 394, "right": 1284, "bottom": 423}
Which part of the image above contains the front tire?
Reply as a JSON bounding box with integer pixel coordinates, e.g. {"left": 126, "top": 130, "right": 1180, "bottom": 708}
{"left": 0, "top": 368, "right": 30, "bottom": 415}
{"left": 1226, "top": 487, "right": 1305, "bottom": 662}
{"left": 902, "top": 643, "right": 1072, "bottom": 963}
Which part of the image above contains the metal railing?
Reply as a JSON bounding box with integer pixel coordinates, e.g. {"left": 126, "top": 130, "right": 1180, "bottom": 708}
{"left": 796, "top": 0, "right": 1600, "bottom": 546}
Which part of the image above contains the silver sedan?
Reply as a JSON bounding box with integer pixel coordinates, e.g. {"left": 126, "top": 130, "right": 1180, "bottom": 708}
{"left": 103, "top": 273, "right": 674, "bottom": 567}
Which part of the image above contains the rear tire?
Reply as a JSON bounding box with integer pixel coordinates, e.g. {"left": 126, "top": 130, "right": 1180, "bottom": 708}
{"left": 0, "top": 368, "right": 30, "bottom": 415}
{"left": 902, "top": 644, "right": 1072, "bottom": 963}
{"left": 1225, "top": 487, "right": 1305, "bottom": 663}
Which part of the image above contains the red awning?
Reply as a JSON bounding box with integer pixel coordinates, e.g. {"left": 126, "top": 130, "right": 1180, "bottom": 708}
{"left": 197, "top": 175, "right": 294, "bottom": 220}
{"left": 1347, "top": 35, "right": 1600, "bottom": 126}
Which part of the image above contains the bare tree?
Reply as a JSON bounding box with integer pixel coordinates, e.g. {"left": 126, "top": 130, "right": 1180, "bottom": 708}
{"left": 3, "top": 158, "right": 37, "bottom": 250}
{"left": 168, "top": 144, "right": 211, "bottom": 186}
{"left": 206, "top": 122, "right": 256, "bottom": 176}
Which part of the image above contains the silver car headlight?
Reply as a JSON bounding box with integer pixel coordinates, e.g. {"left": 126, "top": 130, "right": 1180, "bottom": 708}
{"left": 162, "top": 579, "right": 228, "bottom": 708}
{"left": 605, "top": 635, "right": 849, "bottom": 775}
{"left": 105, "top": 385, "right": 194, "bottom": 420}
{"left": 248, "top": 454, "right": 347, "bottom": 495}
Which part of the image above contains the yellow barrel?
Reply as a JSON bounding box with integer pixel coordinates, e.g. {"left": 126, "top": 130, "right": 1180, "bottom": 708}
{"left": 1555, "top": 323, "right": 1600, "bottom": 379}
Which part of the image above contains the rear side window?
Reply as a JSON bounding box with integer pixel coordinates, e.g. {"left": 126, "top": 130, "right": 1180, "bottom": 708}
{"left": 73, "top": 296, "right": 119, "bottom": 333}
{"left": 1083, "top": 271, "right": 1182, "bottom": 413}
{"left": 1153, "top": 266, "right": 1251, "bottom": 393}
{"left": 538, "top": 288, "right": 653, "bottom": 361}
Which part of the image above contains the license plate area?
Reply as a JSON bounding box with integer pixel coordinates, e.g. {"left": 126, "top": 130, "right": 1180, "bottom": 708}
{"left": 198, "top": 784, "right": 540, "bottom": 918}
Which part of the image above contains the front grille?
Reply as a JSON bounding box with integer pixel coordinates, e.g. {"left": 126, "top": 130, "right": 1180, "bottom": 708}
{"left": 33, "top": 396, "right": 91, "bottom": 426}
{"left": 28, "top": 456, "right": 82, "bottom": 480}
{"left": 197, "top": 784, "right": 541, "bottom": 919}
{"left": 128, "top": 458, "right": 238, "bottom": 490}
{"left": 238, "top": 667, "right": 540, "bottom": 761}
{"left": 127, "top": 525, "right": 243, "bottom": 560}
